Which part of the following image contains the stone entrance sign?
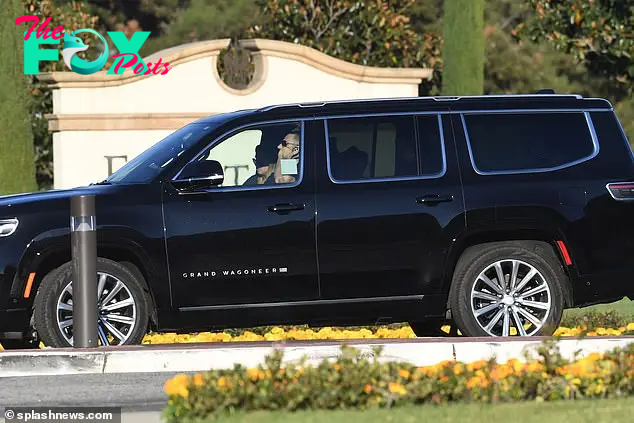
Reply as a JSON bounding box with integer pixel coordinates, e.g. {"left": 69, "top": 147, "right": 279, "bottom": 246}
{"left": 38, "top": 38, "right": 432, "bottom": 189}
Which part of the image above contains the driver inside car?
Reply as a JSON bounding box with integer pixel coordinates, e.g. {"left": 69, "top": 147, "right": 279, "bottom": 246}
{"left": 274, "top": 132, "right": 300, "bottom": 184}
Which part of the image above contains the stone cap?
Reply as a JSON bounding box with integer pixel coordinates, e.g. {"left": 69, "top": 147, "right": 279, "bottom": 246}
{"left": 37, "top": 38, "right": 433, "bottom": 89}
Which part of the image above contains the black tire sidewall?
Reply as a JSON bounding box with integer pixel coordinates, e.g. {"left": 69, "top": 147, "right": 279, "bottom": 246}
{"left": 449, "top": 242, "right": 565, "bottom": 337}
{"left": 33, "top": 258, "right": 149, "bottom": 348}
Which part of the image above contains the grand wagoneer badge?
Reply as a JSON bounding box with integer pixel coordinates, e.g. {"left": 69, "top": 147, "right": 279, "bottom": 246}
{"left": 182, "top": 267, "right": 288, "bottom": 279}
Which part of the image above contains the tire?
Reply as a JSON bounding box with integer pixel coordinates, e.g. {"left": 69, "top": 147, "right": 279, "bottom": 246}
{"left": 33, "top": 258, "right": 150, "bottom": 348}
{"left": 448, "top": 240, "right": 565, "bottom": 338}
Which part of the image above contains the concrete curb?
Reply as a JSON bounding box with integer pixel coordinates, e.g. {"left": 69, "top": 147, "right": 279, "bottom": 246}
{"left": 0, "top": 351, "right": 104, "bottom": 377}
{"left": 1, "top": 337, "right": 633, "bottom": 378}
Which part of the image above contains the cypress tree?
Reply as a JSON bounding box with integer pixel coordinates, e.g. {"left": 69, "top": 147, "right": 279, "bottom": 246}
{"left": 441, "top": 0, "right": 485, "bottom": 95}
{"left": 0, "top": 0, "right": 38, "bottom": 195}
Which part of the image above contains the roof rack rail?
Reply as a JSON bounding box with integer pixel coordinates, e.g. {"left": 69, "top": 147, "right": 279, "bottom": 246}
{"left": 430, "top": 93, "right": 582, "bottom": 100}
{"left": 257, "top": 102, "right": 302, "bottom": 112}
{"left": 256, "top": 92, "right": 585, "bottom": 112}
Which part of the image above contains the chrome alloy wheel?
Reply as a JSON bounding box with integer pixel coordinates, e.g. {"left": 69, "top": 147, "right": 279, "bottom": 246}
{"left": 55, "top": 272, "right": 137, "bottom": 346}
{"left": 469, "top": 259, "right": 552, "bottom": 337}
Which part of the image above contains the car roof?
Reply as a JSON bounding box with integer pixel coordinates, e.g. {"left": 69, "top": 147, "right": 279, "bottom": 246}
{"left": 194, "top": 93, "right": 613, "bottom": 126}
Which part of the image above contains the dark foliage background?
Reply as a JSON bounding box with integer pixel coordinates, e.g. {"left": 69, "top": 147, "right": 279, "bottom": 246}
{"left": 10, "top": 0, "right": 634, "bottom": 191}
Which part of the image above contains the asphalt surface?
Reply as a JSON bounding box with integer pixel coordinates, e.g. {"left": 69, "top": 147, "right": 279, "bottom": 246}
{"left": 0, "top": 371, "right": 196, "bottom": 422}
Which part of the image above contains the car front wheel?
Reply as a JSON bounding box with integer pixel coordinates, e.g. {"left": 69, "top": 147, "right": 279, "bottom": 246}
{"left": 448, "top": 241, "right": 566, "bottom": 337}
{"left": 33, "top": 258, "right": 149, "bottom": 347}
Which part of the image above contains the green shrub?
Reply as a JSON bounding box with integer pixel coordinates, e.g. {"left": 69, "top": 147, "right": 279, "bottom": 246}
{"left": 560, "top": 310, "right": 631, "bottom": 331}
{"left": 162, "top": 342, "right": 634, "bottom": 422}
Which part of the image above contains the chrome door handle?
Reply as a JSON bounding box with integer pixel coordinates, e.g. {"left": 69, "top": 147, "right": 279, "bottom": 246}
{"left": 416, "top": 194, "right": 454, "bottom": 205}
{"left": 267, "top": 203, "right": 305, "bottom": 213}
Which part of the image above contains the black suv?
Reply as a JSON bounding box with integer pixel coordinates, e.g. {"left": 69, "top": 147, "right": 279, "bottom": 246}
{"left": 1, "top": 93, "right": 633, "bottom": 349}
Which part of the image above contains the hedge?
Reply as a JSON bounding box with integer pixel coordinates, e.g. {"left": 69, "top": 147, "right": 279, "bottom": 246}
{"left": 162, "top": 340, "right": 634, "bottom": 422}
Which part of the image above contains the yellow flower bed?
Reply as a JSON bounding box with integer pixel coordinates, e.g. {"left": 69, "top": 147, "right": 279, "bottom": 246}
{"left": 2, "top": 323, "right": 632, "bottom": 350}
{"left": 143, "top": 322, "right": 634, "bottom": 344}
{"left": 161, "top": 342, "right": 634, "bottom": 422}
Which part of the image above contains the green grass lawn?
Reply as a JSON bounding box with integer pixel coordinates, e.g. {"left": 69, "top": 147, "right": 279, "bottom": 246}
{"left": 563, "top": 297, "right": 634, "bottom": 319}
{"left": 205, "top": 397, "right": 634, "bottom": 423}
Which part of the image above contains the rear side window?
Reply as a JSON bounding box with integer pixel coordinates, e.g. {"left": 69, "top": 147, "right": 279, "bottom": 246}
{"left": 462, "top": 112, "right": 598, "bottom": 173}
{"left": 326, "top": 114, "right": 445, "bottom": 182}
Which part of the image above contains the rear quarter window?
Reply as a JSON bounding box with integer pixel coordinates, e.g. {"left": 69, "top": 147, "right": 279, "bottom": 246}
{"left": 462, "top": 111, "right": 598, "bottom": 174}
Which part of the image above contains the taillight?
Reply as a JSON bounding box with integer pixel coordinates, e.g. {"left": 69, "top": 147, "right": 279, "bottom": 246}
{"left": 606, "top": 182, "right": 634, "bottom": 200}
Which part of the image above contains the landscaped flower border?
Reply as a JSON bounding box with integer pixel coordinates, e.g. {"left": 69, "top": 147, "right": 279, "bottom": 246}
{"left": 143, "top": 322, "right": 634, "bottom": 345}
{"left": 162, "top": 341, "right": 634, "bottom": 422}
{"left": 2, "top": 313, "right": 633, "bottom": 350}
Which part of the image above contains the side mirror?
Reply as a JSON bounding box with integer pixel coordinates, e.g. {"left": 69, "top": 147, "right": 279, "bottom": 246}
{"left": 172, "top": 159, "right": 224, "bottom": 190}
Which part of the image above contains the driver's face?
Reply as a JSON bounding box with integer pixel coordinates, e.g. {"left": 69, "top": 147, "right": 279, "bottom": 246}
{"left": 277, "top": 134, "right": 300, "bottom": 160}
{"left": 279, "top": 135, "right": 299, "bottom": 150}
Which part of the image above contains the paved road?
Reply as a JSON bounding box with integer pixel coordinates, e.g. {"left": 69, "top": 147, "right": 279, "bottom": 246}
{"left": 0, "top": 371, "right": 196, "bottom": 422}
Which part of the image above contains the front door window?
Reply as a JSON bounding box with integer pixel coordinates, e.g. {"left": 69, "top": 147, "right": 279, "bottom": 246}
{"left": 194, "top": 121, "right": 303, "bottom": 189}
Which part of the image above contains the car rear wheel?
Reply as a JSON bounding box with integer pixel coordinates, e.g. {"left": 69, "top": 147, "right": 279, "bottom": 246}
{"left": 448, "top": 241, "right": 565, "bottom": 337}
{"left": 33, "top": 258, "right": 150, "bottom": 348}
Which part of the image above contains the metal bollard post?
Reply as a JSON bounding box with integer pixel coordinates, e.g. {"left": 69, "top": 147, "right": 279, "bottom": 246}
{"left": 70, "top": 194, "right": 98, "bottom": 348}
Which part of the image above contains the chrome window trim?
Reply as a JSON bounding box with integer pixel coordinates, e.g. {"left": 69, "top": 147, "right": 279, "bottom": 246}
{"left": 461, "top": 110, "right": 601, "bottom": 176}
{"left": 171, "top": 118, "right": 311, "bottom": 194}
{"left": 324, "top": 113, "right": 447, "bottom": 185}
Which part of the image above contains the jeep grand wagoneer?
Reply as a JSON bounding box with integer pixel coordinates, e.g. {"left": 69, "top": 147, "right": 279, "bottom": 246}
{"left": 1, "top": 93, "right": 632, "bottom": 348}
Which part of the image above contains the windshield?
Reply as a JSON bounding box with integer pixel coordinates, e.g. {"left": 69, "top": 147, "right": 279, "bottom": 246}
{"left": 106, "top": 122, "right": 218, "bottom": 184}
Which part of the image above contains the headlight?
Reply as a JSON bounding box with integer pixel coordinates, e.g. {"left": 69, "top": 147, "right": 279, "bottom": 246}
{"left": 0, "top": 218, "right": 19, "bottom": 237}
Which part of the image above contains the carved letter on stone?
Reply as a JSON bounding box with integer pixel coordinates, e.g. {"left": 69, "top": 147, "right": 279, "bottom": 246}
{"left": 224, "top": 165, "right": 250, "bottom": 185}
{"left": 105, "top": 155, "right": 128, "bottom": 176}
